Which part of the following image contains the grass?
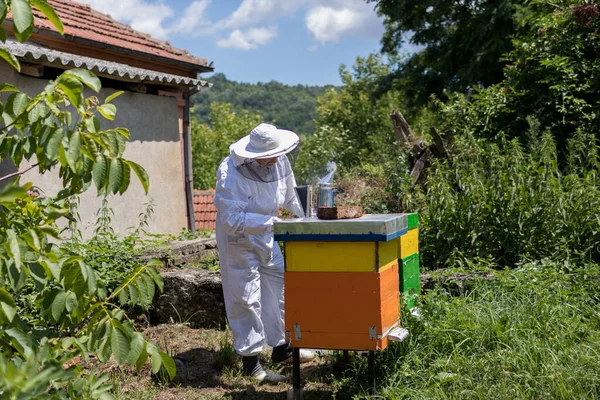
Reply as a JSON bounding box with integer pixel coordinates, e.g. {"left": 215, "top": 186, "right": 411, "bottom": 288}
{"left": 108, "top": 259, "right": 600, "bottom": 399}
{"left": 372, "top": 259, "right": 600, "bottom": 399}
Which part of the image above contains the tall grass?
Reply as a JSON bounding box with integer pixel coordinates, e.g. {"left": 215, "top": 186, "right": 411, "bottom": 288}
{"left": 415, "top": 122, "right": 600, "bottom": 269}
{"left": 332, "top": 260, "right": 600, "bottom": 399}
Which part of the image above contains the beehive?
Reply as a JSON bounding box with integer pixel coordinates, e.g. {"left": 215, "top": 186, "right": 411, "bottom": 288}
{"left": 275, "top": 213, "right": 419, "bottom": 351}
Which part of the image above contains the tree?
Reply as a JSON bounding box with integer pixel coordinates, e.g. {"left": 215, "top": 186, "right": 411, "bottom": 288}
{"left": 367, "top": 0, "right": 536, "bottom": 107}
{"left": 192, "top": 73, "right": 332, "bottom": 137}
{"left": 0, "top": 1, "right": 174, "bottom": 397}
{"left": 295, "top": 54, "right": 406, "bottom": 183}
{"left": 192, "top": 102, "right": 263, "bottom": 189}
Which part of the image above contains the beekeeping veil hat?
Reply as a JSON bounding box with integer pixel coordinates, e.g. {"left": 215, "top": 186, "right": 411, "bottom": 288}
{"left": 230, "top": 123, "right": 300, "bottom": 183}
{"left": 230, "top": 123, "right": 300, "bottom": 160}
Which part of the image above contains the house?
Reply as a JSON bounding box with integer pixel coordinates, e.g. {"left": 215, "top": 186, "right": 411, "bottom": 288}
{"left": 0, "top": 0, "right": 214, "bottom": 237}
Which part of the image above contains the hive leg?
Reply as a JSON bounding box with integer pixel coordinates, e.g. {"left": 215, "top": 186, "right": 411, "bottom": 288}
{"left": 367, "top": 351, "right": 376, "bottom": 395}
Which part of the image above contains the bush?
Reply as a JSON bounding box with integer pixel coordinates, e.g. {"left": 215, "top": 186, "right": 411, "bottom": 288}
{"left": 407, "top": 123, "right": 600, "bottom": 269}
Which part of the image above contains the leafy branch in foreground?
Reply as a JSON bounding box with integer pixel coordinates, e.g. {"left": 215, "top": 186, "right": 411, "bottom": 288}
{"left": 0, "top": 68, "right": 172, "bottom": 400}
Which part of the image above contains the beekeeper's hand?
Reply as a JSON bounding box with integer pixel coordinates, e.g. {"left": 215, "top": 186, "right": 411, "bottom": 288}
{"left": 244, "top": 213, "right": 281, "bottom": 234}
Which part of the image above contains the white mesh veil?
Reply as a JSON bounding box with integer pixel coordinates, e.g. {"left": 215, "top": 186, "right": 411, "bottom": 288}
{"left": 236, "top": 153, "right": 296, "bottom": 183}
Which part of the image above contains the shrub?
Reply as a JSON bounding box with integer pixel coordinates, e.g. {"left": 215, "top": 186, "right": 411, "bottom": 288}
{"left": 408, "top": 123, "right": 600, "bottom": 269}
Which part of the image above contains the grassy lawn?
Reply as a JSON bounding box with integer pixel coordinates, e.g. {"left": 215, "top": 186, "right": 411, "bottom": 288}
{"left": 110, "top": 260, "right": 600, "bottom": 399}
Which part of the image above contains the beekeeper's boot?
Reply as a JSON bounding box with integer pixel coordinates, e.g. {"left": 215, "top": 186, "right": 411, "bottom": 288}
{"left": 271, "top": 344, "right": 315, "bottom": 365}
{"left": 242, "top": 355, "right": 287, "bottom": 384}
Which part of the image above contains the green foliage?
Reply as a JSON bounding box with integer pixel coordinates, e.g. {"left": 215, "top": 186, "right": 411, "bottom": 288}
{"left": 0, "top": 4, "right": 174, "bottom": 395}
{"left": 191, "top": 102, "right": 262, "bottom": 189}
{"left": 404, "top": 124, "right": 600, "bottom": 269}
{"left": 295, "top": 54, "right": 405, "bottom": 184}
{"left": 373, "top": 260, "right": 600, "bottom": 399}
{"left": 460, "top": 1, "right": 600, "bottom": 151}
{"left": 192, "top": 73, "right": 332, "bottom": 137}
{"left": 367, "top": 0, "right": 535, "bottom": 107}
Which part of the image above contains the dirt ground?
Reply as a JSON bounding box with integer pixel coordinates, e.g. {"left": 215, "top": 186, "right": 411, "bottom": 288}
{"left": 106, "top": 324, "right": 364, "bottom": 400}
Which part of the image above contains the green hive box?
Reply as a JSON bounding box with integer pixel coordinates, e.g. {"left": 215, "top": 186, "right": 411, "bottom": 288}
{"left": 400, "top": 252, "right": 420, "bottom": 309}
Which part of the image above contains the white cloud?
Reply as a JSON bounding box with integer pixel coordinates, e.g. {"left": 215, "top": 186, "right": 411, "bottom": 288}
{"left": 216, "top": 26, "right": 278, "bottom": 50}
{"left": 84, "top": 0, "right": 383, "bottom": 51}
{"left": 170, "top": 0, "right": 212, "bottom": 34}
{"left": 305, "top": 1, "right": 382, "bottom": 45}
{"left": 86, "top": 0, "right": 174, "bottom": 39}
{"left": 220, "top": 0, "right": 305, "bottom": 30}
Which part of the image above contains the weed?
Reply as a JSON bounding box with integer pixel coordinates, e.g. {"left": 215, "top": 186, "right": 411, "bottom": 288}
{"left": 212, "top": 328, "right": 237, "bottom": 371}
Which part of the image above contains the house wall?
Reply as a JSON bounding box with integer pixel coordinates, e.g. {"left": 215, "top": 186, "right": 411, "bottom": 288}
{"left": 0, "top": 63, "right": 188, "bottom": 238}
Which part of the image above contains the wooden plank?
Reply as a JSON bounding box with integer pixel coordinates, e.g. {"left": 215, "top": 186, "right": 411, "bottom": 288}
{"left": 285, "top": 241, "right": 376, "bottom": 272}
{"left": 400, "top": 253, "right": 421, "bottom": 309}
{"left": 285, "top": 271, "right": 381, "bottom": 334}
{"left": 407, "top": 213, "right": 419, "bottom": 230}
{"left": 377, "top": 239, "right": 398, "bottom": 272}
{"left": 289, "top": 331, "right": 390, "bottom": 351}
{"left": 400, "top": 228, "right": 419, "bottom": 259}
{"left": 379, "top": 264, "right": 400, "bottom": 331}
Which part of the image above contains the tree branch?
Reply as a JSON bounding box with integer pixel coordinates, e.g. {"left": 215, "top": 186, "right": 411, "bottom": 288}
{"left": 0, "top": 163, "right": 40, "bottom": 182}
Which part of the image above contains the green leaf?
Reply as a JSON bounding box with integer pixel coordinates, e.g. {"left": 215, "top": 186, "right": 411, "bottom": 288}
{"left": 5, "top": 327, "right": 33, "bottom": 358}
{"left": 44, "top": 128, "right": 63, "bottom": 161}
{"left": 135, "top": 345, "right": 148, "bottom": 371}
{"left": 7, "top": 92, "right": 30, "bottom": 115}
{"left": 118, "top": 288, "right": 129, "bottom": 305}
{"left": 135, "top": 276, "right": 149, "bottom": 305}
{"left": 147, "top": 344, "right": 162, "bottom": 374}
{"left": 127, "top": 332, "right": 145, "bottom": 365}
{"left": 63, "top": 68, "right": 101, "bottom": 93}
{"left": 105, "top": 91, "right": 124, "bottom": 103}
{"left": 160, "top": 352, "right": 176, "bottom": 380}
{"left": 106, "top": 130, "right": 118, "bottom": 155}
{"left": 30, "top": 0, "right": 64, "bottom": 34}
{"left": 124, "top": 160, "right": 149, "bottom": 194}
{"left": 57, "top": 75, "right": 83, "bottom": 108}
{"left": 143, "top": 273, "right": 156, "bottom": 302}
{"left": 115, "top": 131, "right": 126, "bottom": 156}
{"left": 65, "top": 291, "right": 78, "bottom": 313}
{"left": 0, "top": 1, "right": 7, "bottom": 24}
{"left": 111, "top": 321, "right": 130, "bottom": 365}
{"left": 11, "top": 0, "right": 33, "bottom": 42}
{"left": 128, "top": 281, "right": 139, "bottom": 305}
{"left": 85, "top": 264, "right": 97, "bottom": 294}
{"left": 0, "top": 184, "right": 26, "bottom": 204}
{"left": 86, "top": 116, "right": 101, "bottom": 133}
{"left": 67, "top": 131, "right": 81, "bottom": 172}
{"left": 0, "top": 47, "right": 19, "bottom": 71}
{"left": 119, "top": 161, "right": 131, "bottom": 194}
{"left": 0, "top": 288, "right": 17, "bottom": 323}
{"left": 6, "top": 229, "right": 22, "bottom": 272}
{"left": 93, "top": 155, "right": 108, "bottom": 193}
{"left": 39, "top": 224, "right": 60, "bottom": 239}
{"left": 108, "top": 158, "right": 123, "bottom": 194}
{"left": 28, "top": 262, "right": 47, "bottom": 290}
{"left": 0, "top": 27, "right": 5, "bottom": 42}
{"left": 0, "top": 83, "right": 18, "bottom": 92}
{"left": 115, "top": 128, "right": 130, "bottom": 139}
{"left": 51, "top": 291, "right": 66, "bottom": 321}
{"left": 97, "top": 104, "right": 116, "bottom": 120}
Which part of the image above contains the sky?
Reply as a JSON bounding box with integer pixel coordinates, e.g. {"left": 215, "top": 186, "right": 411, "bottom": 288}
{"left": 85, "top": 0, "right": 394, "bottom": 86}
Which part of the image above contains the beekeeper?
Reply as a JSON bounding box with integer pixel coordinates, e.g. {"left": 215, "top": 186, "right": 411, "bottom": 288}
{"left": 214, "top": 123, "right": 314, "bottom": 383}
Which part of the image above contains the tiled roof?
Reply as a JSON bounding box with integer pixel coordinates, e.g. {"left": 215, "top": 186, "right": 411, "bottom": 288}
{"left": 194, "top": 189, "right": 217, "bottom": 230}
{"left": 2, "top": 38, "right": 210, "bottom": 87}
{"left": 8, "top": 0, "right": 211, "bottom": 70}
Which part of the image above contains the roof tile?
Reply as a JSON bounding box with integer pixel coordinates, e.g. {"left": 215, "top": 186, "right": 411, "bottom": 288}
{"left": 8, "top": 0, "right": 209, "bottom": 68}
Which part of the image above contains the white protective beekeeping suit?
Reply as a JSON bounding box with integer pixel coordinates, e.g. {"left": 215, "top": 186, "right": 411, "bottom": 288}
{"left": 214, "top": 123, "right": 304, "bottom": 357}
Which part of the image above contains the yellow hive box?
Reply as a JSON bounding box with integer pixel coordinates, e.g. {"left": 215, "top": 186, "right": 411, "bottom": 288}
{"left": 399, "top": 228, "right": 418, "bottom": 259}
{"left": 284, "top": 240, "right": 398, "bottom": 273}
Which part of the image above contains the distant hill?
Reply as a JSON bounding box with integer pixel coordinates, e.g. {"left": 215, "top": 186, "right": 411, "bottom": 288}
{"left": 191, "top": 73, "right": 336, "bottom": 136}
